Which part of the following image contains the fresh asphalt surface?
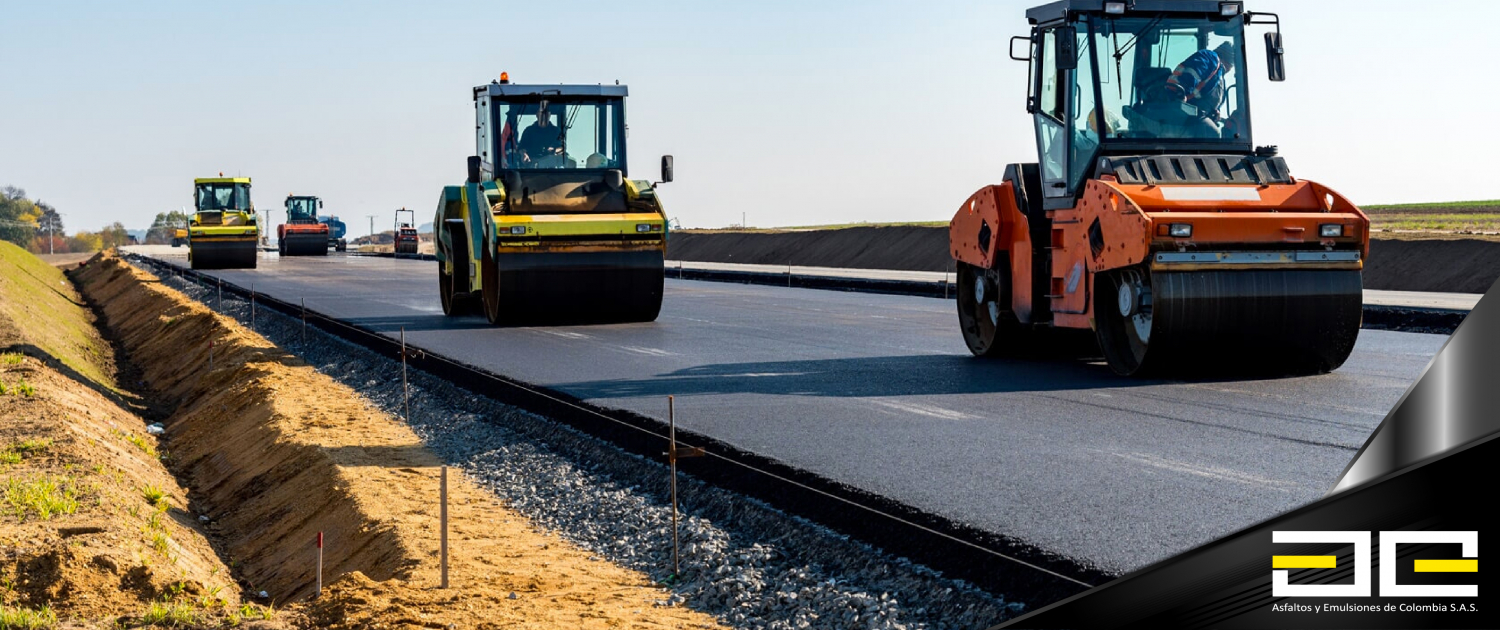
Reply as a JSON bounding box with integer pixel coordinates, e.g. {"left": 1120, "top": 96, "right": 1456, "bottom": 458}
{"left": 127, "top": 246, "right": 1446, "bottom": 574}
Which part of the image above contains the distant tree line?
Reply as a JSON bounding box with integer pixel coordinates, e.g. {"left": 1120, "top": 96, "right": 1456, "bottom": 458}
{"left": 0, "top": 185, "right": 131, "bottom": 254}
{"left": 144, "top": 210, "right": 191, "bottom": 244}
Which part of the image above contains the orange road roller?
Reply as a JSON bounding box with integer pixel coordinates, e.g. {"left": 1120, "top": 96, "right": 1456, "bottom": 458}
{"left": 278, "top": 195, "right": 330, "bottom": 256}
{"left": 950, "top": 1, "right": 1367, "bottom": 376}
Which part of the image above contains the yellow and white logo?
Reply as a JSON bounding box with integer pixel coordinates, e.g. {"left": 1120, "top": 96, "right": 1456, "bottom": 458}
{"left": 1271, "top": 531, "right": 1478, "bottom": 598}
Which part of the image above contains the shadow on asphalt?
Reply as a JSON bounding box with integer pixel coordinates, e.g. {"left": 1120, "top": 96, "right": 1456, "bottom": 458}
{"left": 554, "top": 354, "right": 1168, "bottom": 398}
{"left": 344, "top": 314, "right": 666, "bottom": 333}
{"left": 344, "top": 314, "right": 498, "bottom": 332}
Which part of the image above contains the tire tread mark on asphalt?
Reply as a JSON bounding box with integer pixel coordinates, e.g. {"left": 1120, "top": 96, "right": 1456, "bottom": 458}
{"left": 1180, "top": 381, "right": 1404, "bottom": 418}
{"left": 1026, "top": 393, "right": 1360, "bottom": 451}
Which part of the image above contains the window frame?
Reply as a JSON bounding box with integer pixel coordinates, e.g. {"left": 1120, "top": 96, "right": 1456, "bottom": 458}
{"left": 490, "top": 96, "right": 629, "bottom": 173}
{"left": 1087, "top": 14, "right": 1257, "bottom": 154}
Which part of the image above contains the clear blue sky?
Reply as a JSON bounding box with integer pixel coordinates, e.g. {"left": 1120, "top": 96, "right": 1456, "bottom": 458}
{"left": 2, "top": 1, "right": 1495, "bottom": 235}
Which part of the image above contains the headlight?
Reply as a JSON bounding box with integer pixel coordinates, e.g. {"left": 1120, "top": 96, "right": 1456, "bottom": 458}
{"left": 1219, "top": 2, "right": 1242, "bottom": 16}
{"left": 1320, "top": 224, "right": 1344, "bottom": 238}
{"left": 508, "top": 225, "right": 526, "bottom": 235}
{"left": 1169, "top": 223, "right": 1193, "bottom": 238}
{"left": 636, "top": 223, "right": 661, "bottom": 233}
{"left": 1104, "top": 1, "right": 1126, "bottom": 14}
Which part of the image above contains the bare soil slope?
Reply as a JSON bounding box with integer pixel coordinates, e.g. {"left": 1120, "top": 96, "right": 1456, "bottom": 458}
{"left": 73, "top": 253, "right": 724, "bottom": 630}
{"left": 668, "top": 228, "right": 1500, "bottom": 295}
{"left": 0, "top": 241, "right": 246, "bottom": 626}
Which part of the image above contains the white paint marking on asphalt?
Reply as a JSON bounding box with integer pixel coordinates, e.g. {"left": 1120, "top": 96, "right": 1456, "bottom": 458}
{"left": 539, "top": 330, "right": 591, "bottom": 340}
{"left": 671, "top": 317, "right": 720, "bottom": 325}
{"left": 1103, "top": 450, "right": 1300, "bottom": 490}
{"left": 868, "top": 399, "right": 974, "bottom": 421}
{"left": 618, "top": 345, "right": 679, "bottom": 357}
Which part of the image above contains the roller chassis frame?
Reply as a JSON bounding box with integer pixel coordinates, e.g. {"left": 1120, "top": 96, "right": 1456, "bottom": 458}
{"left": 950, "top": 160, "right": 1370, "bottom": 376}
{"left": 435, "top": 180, "right": 668, "bottom": 325}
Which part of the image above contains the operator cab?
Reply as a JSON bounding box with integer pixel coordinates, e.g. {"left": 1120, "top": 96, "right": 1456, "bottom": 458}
{"left": 193, "top": 179, "right": 253, "bottom": 225}
{"left": 195, "top": 181, "right": 250, "bottom": 212}
{"left": 473, "top": 83, "right": 627, "bottom": 176}
{"left": 285, "top": 196, "right": 322, "bottom": 224}
{"left": 1020, "top": 1, "right": 1286, "bottom": 209}
{"left": 496, "top": 96, "right": 623, "bottom": 171}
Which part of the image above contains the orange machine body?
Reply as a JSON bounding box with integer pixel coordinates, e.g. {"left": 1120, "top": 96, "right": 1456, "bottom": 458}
{"left": 950, "top": 178, "right": 1370, "bottom": 330}
{"left": 276, "top": 221, "right": 329, "bottom": 241}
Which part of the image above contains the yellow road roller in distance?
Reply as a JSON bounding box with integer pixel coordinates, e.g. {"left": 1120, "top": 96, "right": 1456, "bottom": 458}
{"left": 435, "top": 75, "right": 674, "bottom": 324}
{"left": 188, "top": 176, "right": 259, "bottom": 269}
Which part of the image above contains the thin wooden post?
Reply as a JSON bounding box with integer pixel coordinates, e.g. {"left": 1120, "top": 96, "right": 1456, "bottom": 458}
{"left": 663, "top": 396, "right": 703, "bottom": 579}
{"left": 217, "top": 278, "right": 222, "bottom": 310}
{"left": 669, "top": 395, "right": 680, "bottom": 577}
{"left": 250, "top": 283, "right": 256, "bottom": 331}
{"left": 316, "top": 531, "right": 324, "bottom": 597}
{"left": 400, "top": 328, "right": 410, "bottom": 422}
{"left": 440, "top": 466, "right": 449, "bottom": 589}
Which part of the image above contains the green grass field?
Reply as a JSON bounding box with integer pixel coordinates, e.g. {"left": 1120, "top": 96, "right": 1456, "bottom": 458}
{"left": 1373, "top": 214, "right": 1500, "bottom": 231}
{"left": 1362, "top": 200, "right": 1500, "bottom": 214}
{"left": 680, "top": 200, "right": 1500, "bottom": 234}
{"left": 0, "top": 242, "right": 116, "bottom": 392}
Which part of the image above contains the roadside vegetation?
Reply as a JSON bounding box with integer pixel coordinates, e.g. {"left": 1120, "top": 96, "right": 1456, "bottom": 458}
{"left": 1363, "top": 199, "right": 1500, "bottom": 213}
{"left": 0, "top": 242, "right": 118, "bottom": 392}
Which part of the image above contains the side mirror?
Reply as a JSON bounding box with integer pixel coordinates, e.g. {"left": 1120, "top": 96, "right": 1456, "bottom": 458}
{"left": 1265, "top": 32, "right": 1286, "bottom": 82}
{"left": 1009, "top": 35, "right": 1033, "bottom": 62}
{"left": 319, "top": 199, "right": 325, "bottom": 209}
{"left": 604, "top": 169, "right": 624, "bottom": 190}
{"left": 660, "top": 155, "right": 674, "bottom": 184}
{"left": 466, "top": 156, "right": 482, "bottom": 184}
{"left": 1055, "top": 26, "right": 1077, "bottom": 71}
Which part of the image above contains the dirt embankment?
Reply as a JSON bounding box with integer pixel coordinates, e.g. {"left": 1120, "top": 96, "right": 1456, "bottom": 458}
{"left": 667, "top": 227, "right": 1500, "bottom": 295}
{"left": 1362, "top": 239, "right": 1500, "bottom": 294}
{"left": 72, "top": 253, "right": 724, "bottom": 629}
{"left": 0, "top": 241, "right": 248, "bottom": 626}
{"left": 669, "top": 227, "right": 954, "bottom": 273}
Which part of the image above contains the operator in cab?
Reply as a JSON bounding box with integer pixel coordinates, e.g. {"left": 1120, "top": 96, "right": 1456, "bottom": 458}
{"left": 518, "top": 100, "right": 565, "bottom": 167}
{"left": 1164, "top": 41, "right": 1236, "bottom": 138}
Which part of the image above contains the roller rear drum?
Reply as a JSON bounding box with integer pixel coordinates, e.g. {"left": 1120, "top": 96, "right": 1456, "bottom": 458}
{"left": 1095, "top": 268, "right": 1363, "bottom": 376}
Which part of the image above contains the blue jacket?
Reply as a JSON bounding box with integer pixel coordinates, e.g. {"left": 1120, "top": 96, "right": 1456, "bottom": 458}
{"left": 1167, "top": 50, "right": 1225, "bottom": 110}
